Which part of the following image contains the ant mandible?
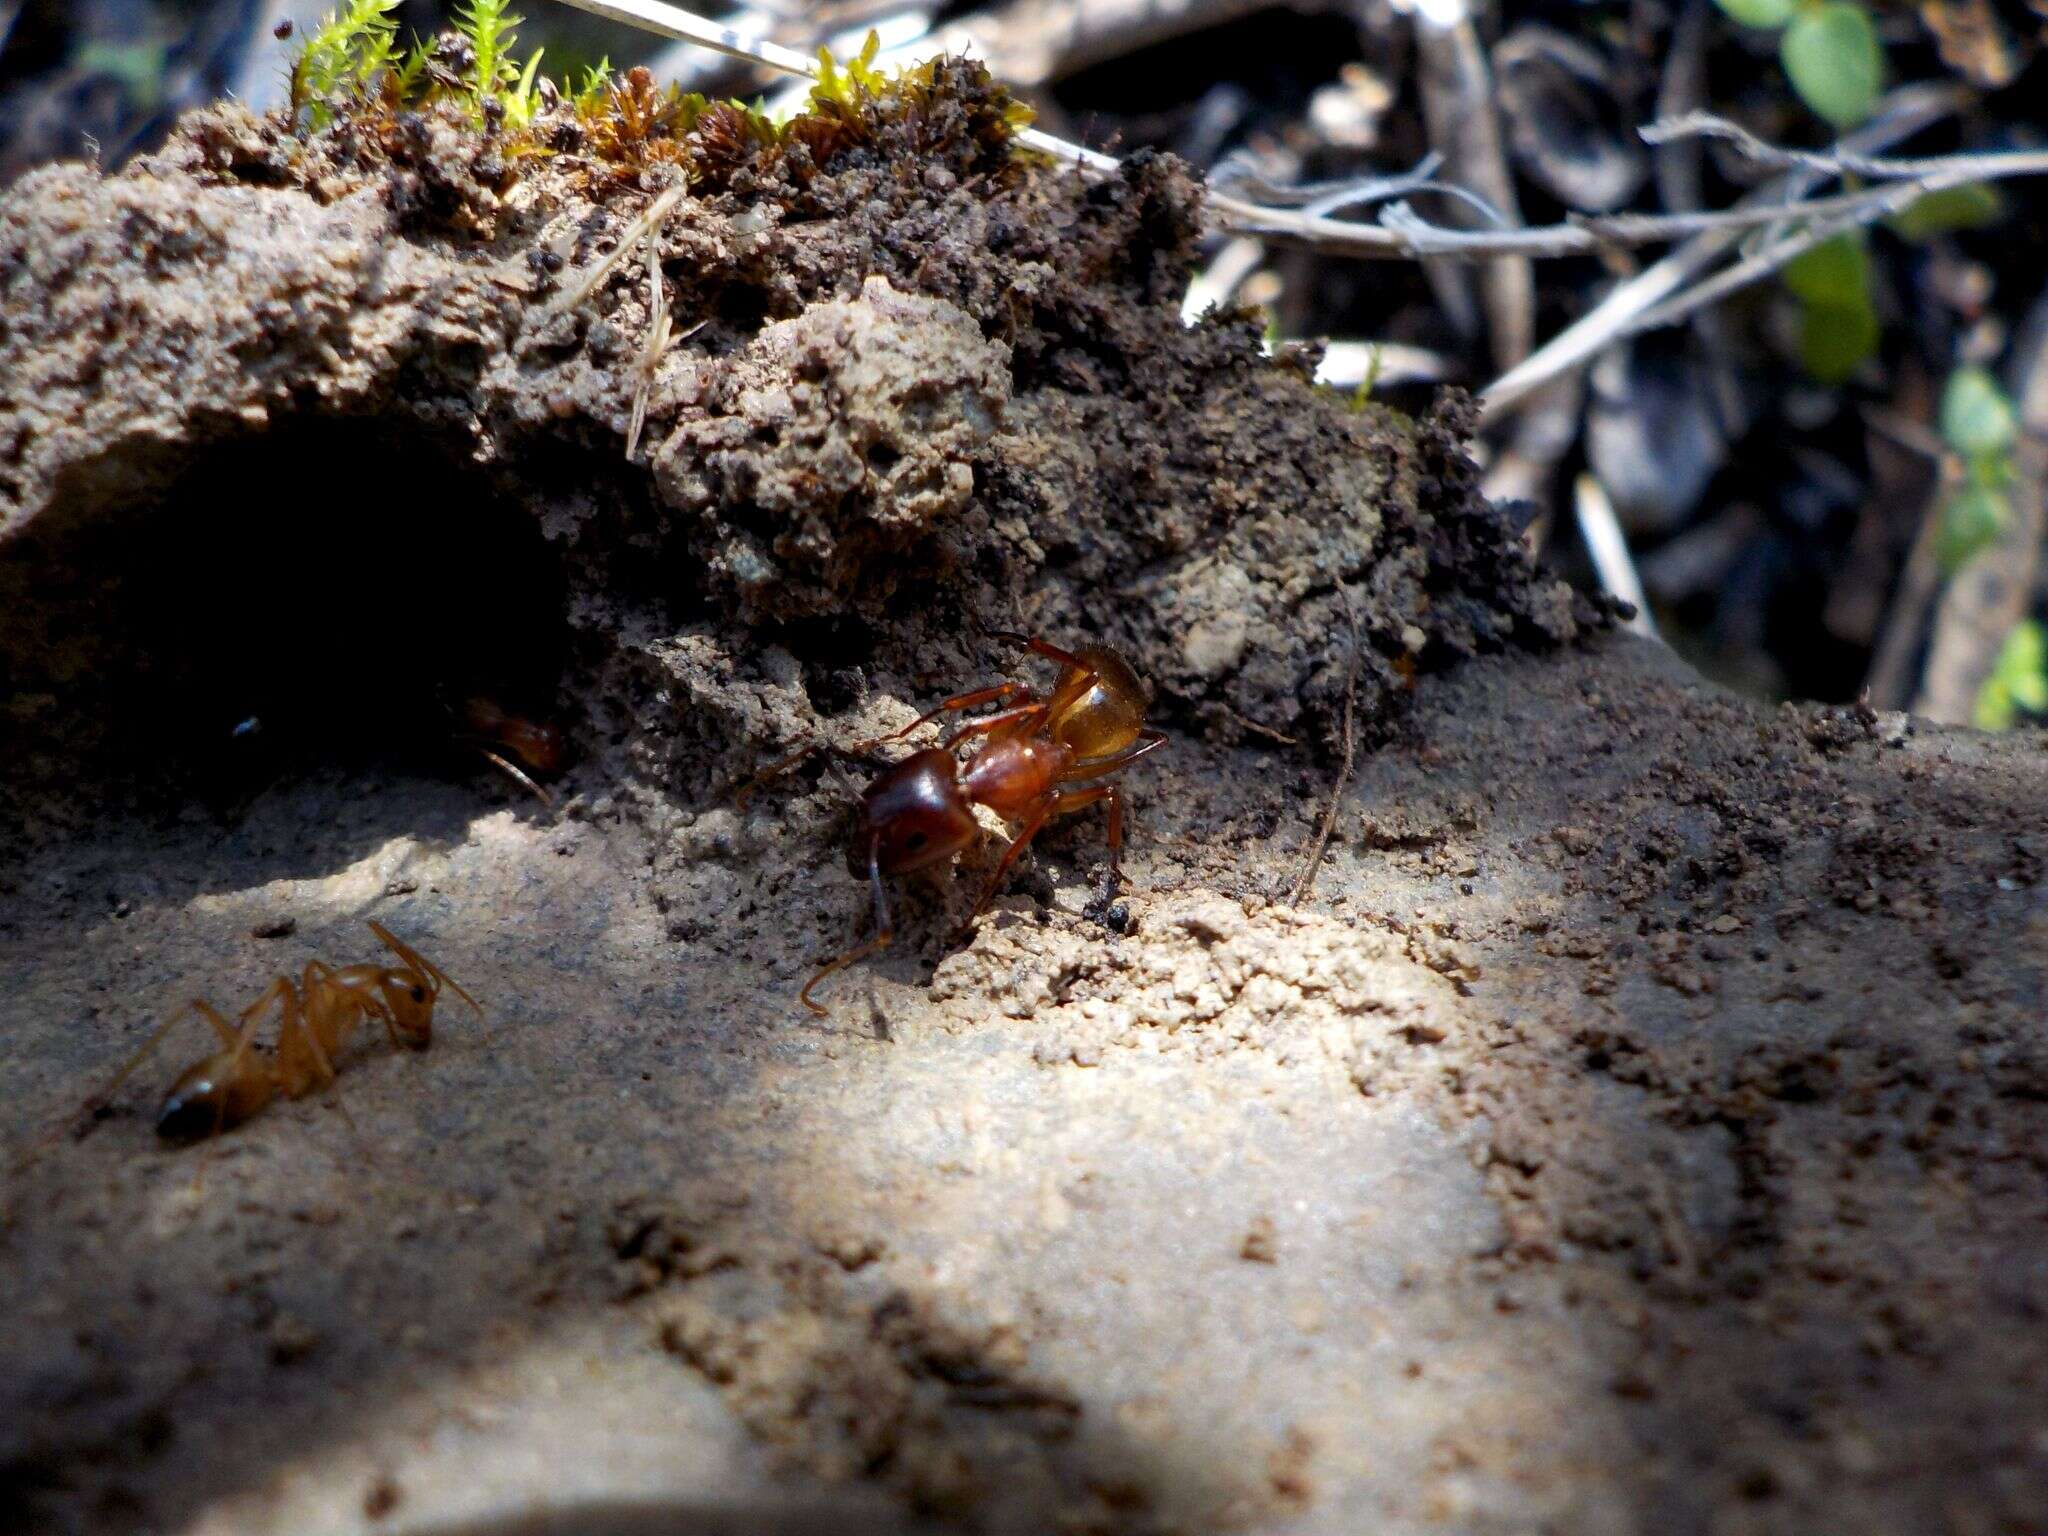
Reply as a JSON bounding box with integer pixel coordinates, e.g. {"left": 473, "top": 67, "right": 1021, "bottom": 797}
{"left": 797, "top": 632, "right": 1165, "bottom": 1015}
{"left": 82, "top": 921, "right": 480, "bottom": 1144}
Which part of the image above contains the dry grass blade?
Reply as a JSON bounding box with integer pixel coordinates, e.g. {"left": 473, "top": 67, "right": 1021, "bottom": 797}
{"left": 545, "top": 184, "right": 685, "bottom": 319}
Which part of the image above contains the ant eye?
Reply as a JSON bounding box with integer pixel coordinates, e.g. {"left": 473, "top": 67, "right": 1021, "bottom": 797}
{"left": 904, "top": 831, "right": 927, "bottom": 850}
{"left": 410, "top": 986, "right": 425, "bottom": 1002}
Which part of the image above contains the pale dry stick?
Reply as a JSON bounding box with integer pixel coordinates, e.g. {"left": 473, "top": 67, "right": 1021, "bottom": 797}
{"left": 1207, "top": 178, "right": 1967, "bottom": 263}
{"left": 1214, "top": 152, "right": 1491, "bottom": 216}
{"left": 1573, "top": 474, "right": 1658, "bottom": 640}
{"left": 1480, "top": 371, "right": 1581, "bottom": 518}
{"left": 1181, "top": 235, "right": 1266, "bottom": 323}
{"left": 1478, "top": 84, "right": 1968, "bottom": 421}
{"left": 1314, "top": 340, "right": 1457, "bottom": 390}
{"left": 1863, "top": 475, "right": 1952, "bottom": 710}
{"left": 862, "top": 0, "right": 1327, "bottom": 89}
{"left": 1405, "top": 0, "right": 1532, "bottom": 369}
{"left": 544, "top": 183, "right": 686, "bottom": 319}
{"left": 1621, "top": 161, "right": 2042, "bottom": 341}
{"left": 1652, "top": 0, "right": 1712, "bottom": 216}
{"left": 1533, "top": 169, "right": 2001, "bottom": 611}
{"left": 1288, "top": 586, "right": 1361, "bottom": 908}
{"left": 625, "top": 224, "right": 672, "bottom": 461}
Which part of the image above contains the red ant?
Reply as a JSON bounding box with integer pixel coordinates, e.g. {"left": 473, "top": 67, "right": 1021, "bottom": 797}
{"left": 779, "top": 633, "right": 1165, "bottom": 1015}
{"left": 454, "top": 696, "right": 566, "bottom": 811}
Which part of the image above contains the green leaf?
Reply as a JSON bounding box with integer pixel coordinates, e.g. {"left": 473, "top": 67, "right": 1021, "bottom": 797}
{"left": 1715, "top": 0, "right": 1797, "bottom": 26}
{"left": 1782, "top": 233, "right": 1870, "bottom": 309}
{"left": 1940, "top": 367, "right": 2018, "bottom": 459}
{"left": 1781, "top": 2, "right": 1884, "bottom": 129}
{"left": 1797, "top": 299, "right": 1879, "bottom": 383}
{"left": 1974, "top": 621, "right": 2048, "bottom": 730}
{"left": 75, "top": 41, "right": 169, "bottom": 109}
{"left": 1889, "top": 183, "right": 2007, "bottom": 241}
{"left": 1975, "top": 679, "right": 2016, "bottom": 731}
{"left": 1939, "top": 482, "right": 2008, "bottom": 572}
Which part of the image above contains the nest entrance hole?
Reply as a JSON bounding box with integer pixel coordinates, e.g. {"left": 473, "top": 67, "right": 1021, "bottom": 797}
{"left": 1, "top": 419, "right": 571, "bottom": 799}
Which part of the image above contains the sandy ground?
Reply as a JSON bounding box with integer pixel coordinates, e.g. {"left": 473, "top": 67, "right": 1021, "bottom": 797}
{"left": 5, "top": 633, "right": 2047, "bottom": 1536}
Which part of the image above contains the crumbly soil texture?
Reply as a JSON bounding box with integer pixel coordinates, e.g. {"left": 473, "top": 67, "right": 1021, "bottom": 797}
{"left": 1, "top": 77, "right": 2045, "bottom": 1536}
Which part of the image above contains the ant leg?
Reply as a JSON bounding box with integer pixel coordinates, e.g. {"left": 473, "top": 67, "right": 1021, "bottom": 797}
{"left": 470, "top": 744, "right": 557, "bottom": 814}
{"left": 983, "top": 631, "right": 1092, "bottom": 673}
{"left": 740, "top": 684, "right": 1025, "bottom": 803}
{"left": 853, "top": 682, "right": 1026, "bottom": 752}
{"left": 980, "top": 632, "right": 1108, "bottom": 717}
{"left": 1062, "top": 729, "right": 1169, "bottom": 783}
{"left": 71, "top": 998, "right": 228, "bottom": 1130}
{"left": 281, "top": 970, "right": 343, "bottom": 1092}
{"left": 940, "top": 699, "right": 1051, "bottom": 751}
{"left": 1047, "top": 783, "right": 1124, "bottom": 901}
{"left": 733, "top": 741, "right": 829, "bottom": 806}
{"left": 969, "top": 803, "right": 1053, "bottom": 919}
{"left": 801, "top": 835, "right": 893, "bottom": 1017}
{"left": 367, "top": 921, "right": 481, "bottom": 1016}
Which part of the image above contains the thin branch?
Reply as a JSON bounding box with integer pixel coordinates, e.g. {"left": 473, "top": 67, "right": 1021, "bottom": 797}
{"left": 1410, "top": 0, "right": 1531, "bottom": 368}
{"left": 1645, "top": 111, "right": 2048, "bottom": 185}
{"left": 1478, "top": 84, "right": 1969, "bottom": 421}
{"left": 1217, "top": 141, "right": 2046, "bottom": 265}
{"left": 1623, "top": 164, "right": 2008, "bottom": 339}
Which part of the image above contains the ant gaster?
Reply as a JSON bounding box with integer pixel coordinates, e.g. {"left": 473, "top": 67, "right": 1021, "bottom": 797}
{"left": 798, "top": 633, "right": 1165, "bottom": 1014}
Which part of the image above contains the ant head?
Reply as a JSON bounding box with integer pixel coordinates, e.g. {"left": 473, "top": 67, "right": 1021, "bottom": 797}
{"left": 500, "top": 717, "right": 566, "bottom": 775}
{"left": 860, "top": 749, "right": 979, "bottom": 875}
{"left": 381, "top": 973, "right": 437, "bottom": 1049}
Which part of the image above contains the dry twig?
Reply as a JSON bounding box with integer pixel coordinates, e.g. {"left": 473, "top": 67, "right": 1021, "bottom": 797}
{"left": 1573, "top": 474, "right": 1657, "bottom": 640}
{"left": 1478, "top": 84, "right": 1969, "bottom": 420}
{"left": 1407, "top": 0, "right": 1532, "bottom": 368}
{"left": 1288, "top": 587, "right": 1361, "bottom": 907}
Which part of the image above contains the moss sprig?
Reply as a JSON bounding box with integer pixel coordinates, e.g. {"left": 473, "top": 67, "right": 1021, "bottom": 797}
{"left": 289, "top": 0, "right": 401, "bottom": 130}
{"left": 286, "top": 20, "right": 1036, "bottom": 199}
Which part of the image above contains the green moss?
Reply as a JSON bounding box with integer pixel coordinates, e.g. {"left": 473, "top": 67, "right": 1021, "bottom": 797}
{"left": 286, "top": 20, "right": 1035, "bottom": 206}
{"left": 290, "top": 0, "right": 401, "bottom": 130}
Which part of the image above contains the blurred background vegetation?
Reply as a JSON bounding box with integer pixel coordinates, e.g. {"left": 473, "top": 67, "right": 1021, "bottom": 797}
{"left": 4, "top": 0, "right": 2044, "bottom": 727}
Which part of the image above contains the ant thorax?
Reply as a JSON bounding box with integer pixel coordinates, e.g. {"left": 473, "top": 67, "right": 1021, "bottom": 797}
{"left": 962, "top": 734, "right": 1061, "bottom": 819}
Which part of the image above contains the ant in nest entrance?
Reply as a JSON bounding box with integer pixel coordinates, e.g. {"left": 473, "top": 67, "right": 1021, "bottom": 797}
{"left": 748, "top": 632, "right": 1166, "bottom": 1015}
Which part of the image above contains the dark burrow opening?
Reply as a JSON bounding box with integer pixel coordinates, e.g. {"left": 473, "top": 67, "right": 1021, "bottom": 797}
{"left": 0, "top": 418, "right": 573, "bottom": 811}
